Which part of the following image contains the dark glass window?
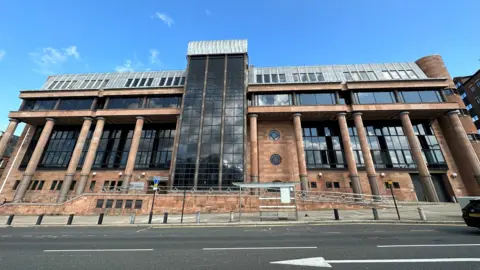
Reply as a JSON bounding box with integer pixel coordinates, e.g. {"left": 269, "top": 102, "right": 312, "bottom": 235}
{"left": 131, "top": 79, "right": 140, "bottom": 87}
{"left": 308, "top": 73, "right": 316, "bottom": 82}
{"left": 414, "top": 123, "right": 447, "bottom": 169}
{"left": 125, "top": 79, "right": 133, "bottom": 87}
{"left": 166, "top": 77, "right": 173, "bottom": 86}
{"left": 159, "top": 78, "right": 166, "bottom": 86}
{"left": 105, "top": 199, "right": 114, "bottom": 208}
{"left": 256, "top": 74, "right": 262, "bottom": 83}
{"left": 135, "top": 125, "right": 175, "bottom": 169}
{"left": 12, "top": 180, "right": 20, "bottom": 190}
{"left": 21, "top": 127, "right": 80, "bottom": 169}
{"left": 58, "top": 98, "right": 93, "bottom": 110}
{"left": 263, "top": 74, "right": 270, "bottom": 83}
{"left": 69, "top": 181, "right": 76, "bottom": 191}
{"left": 50, "top": 180, "right": 58, "bottom": 190}
{"left": 146, "top": 78, "right": 154, "bottom": 86}
{"left": 93, "top": 126, "right": 134, "bottom": 169}
{"left": 310, "top": 182, "right": 317, "bottom": 188}
{"left": 37, "top": 180, "right": 45, "bottom": 190}
{"left": 270, "top": 154, "right": 282, "bottom": 165}
{"left": 317, "top": 73, "right": 325, "bottom": 82}
{"left": 107, "top": 97, "right": 142, "bottom": 109}
{"left": 139, "top": 78, "right": 147, "bottom": 87}
{"left": 125, "top": 200, "right": 133, "bottom": 208}
{"left": 134, "top": 200, "right": 143, "bottom": 209}
{"left": 96, "top": 199, "right": 104, "bottom": 208}
{"left": 279, "top": 74, "right": 286, "bottom": 82}
{"left": 348, "top": 126, "right": 364, "bottom": 167}
{"left": 173, "top": 77, "right": 181, "bottom": 85}
{"left": 22, "top": 99, "right": 57, "bottom": 111}
{"left": 303, "top": 123, "right": 345, "bottom": 169}
{"left": 271, "top": 74, "right": 278, "bottom": 83}
{"left": 355, "top": 92, "right": 396, "bottom": 104}
{"left": 115, "top": 200, "right": 123, "bottom": 208}
{"left": 257, "top": 94, "right": 292, "bottom": 106}
{"left": 400, "top": 90, "right": 443, "bottom": 103}
{"left": 146, "top": 96, "right": 181, "bottom": 108}
{"left": 326, "top": 182, "right": 333, "bottom": 188}
{"left": 89, "top": 181, "right": 96, "bottom": 191}
{"left": 333, "top": 182, "right": 340, "bottom": 188}
{"left": 297, "top": 93, "right": 336, "bottom": 105}
{"left": 344, "top": 72, "right": 353, "bottom": 81}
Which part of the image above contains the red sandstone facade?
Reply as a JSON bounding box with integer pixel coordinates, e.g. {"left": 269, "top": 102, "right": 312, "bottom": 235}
{"left": 0, "top": 40, "right": 479, "bottom": 215}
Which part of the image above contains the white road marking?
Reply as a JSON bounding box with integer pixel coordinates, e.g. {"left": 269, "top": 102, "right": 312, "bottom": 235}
{"left": 271, "top": 257, "right": 331, "bottom": 268}
{"left": 327, "top": 258, "right": 480, "bottom": 264}
{"left": 323, "top": 232, "right": 341, "bottom": 234}
{"left": 136, "top": 227, "right": 150, "bottom": 233}
{"left": 44, "top": 249, "right": 154, "bottom": 252}
{"left": 1, "top": 235, "right": 12, "bottom": 238}
{"left": 409, "top": 229, "right": 435, "bottom": 232}
{"left": 378, "top": 244, "right": 480, "bottom": 248}
{"left": 203, "top": 246, "right": 317, "bottom": 251}
{"left": 372, "top": 231, "right": 385, "bottom": 233}
{"left": 23, "top": 235, "right": 32, "bottom": 238}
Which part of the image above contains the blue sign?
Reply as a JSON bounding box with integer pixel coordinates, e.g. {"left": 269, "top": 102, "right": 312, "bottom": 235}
{"left": 153, "top": 176, "right": 161, "bottom": 185}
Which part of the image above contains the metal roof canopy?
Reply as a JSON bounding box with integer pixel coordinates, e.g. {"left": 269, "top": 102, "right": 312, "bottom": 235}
{"left": 232, "top": 182, "right": 298, "bottom": 189}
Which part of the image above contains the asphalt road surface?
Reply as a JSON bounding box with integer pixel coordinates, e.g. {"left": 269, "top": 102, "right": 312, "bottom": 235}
{"left": 0, "top": 224, "right": 479, "bottom": 269}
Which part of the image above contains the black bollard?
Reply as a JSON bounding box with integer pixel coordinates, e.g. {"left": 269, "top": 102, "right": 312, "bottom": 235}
{"left": 372, "top": 208, "right": 379, "bottom": 220}
{"left": 163, "top": 212, "right": 168, "bottom": 224}
{"left": 6, "top": 215, "right": 14, "bottom": 225}
{"left": 36, "top": 214, "right": 44, "bottom": 225}
{"left": 98, "top": 213, "right": 104, "bottom": 225}
{"left": 333, "top": 209, "right": 339, "bottom": 220}
{"left": 148, "top": 212, "right": 153, "bottom": 224}
{"left": 67, "top": 214, "right": 74, "bottom": 225}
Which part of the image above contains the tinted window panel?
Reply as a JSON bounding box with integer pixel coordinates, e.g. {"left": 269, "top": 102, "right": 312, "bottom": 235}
{"left": 107, "top": 97, "right": 142, "bottom": 109}
{"left": 58, "top": 98, "right": 93, "bottom": 110}
{"left": 257, "top": 94, "right": 291, "bottom": 106}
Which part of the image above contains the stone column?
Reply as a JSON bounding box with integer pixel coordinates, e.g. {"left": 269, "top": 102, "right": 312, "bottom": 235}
{"left": 337, "top": 113, "right": 362, "bottom": 195}
{"left": 121, "top": 116, "right": 144, "bottom": 192}
{"left": 0, "top": 119, "right": 19, "bottom": 157}
{"left": 57, "top": 117, "right": 93, "bottom": 203}
{"left": 76, "top": 117, "right": 105, "bottom": 195}
{"left": 13, "top": 118, "right": 55, "bottom": 202}
{"left": 292, "top": 113, "right": 308, "bottom": 191}
{"left": 399, "top": 112, "right": 439, "bottom": 202}
{"left": 447, "top": 111, "right": 480, "bottom": 187}
{"left": 353, "top": 113, "right": 380, "bottom": 198}
{"left": 249, "top": 114, "right": 259, "bottom": 183}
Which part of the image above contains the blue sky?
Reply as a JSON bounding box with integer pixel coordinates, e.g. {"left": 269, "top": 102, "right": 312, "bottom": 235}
{"left": 0, "top": 0, "right": 478, "bottom": 134}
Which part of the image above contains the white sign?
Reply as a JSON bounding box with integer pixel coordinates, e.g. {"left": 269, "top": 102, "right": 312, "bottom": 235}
{"left": 280, "top": 187, "right": 291, "bottom": 204}
{"left": 129, "top": 182, "right": 145, "bottom": 190}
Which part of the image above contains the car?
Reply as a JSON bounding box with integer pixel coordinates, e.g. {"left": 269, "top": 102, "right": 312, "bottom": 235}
{"left": 462, "top": 199, "right": 480, "bottom": 228}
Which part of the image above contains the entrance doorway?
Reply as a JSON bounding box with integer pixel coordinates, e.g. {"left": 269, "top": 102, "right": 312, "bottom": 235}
{"left": 410, "top": 173, "right": 450, "bottom": 202}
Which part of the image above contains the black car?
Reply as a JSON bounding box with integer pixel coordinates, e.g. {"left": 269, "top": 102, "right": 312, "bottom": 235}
{"left": 462, "top": 199, "right": 480, "bottom": 228}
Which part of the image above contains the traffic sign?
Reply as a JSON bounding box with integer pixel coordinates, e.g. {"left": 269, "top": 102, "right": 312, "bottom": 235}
{"left": 153, "top": 176, "right": 160, "bottom": 191}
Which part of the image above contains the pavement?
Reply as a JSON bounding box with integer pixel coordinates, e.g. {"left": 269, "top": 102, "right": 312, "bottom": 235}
{"left": 0, "top": 223, "right": 479, "bottom": 269}
{"left": 0, "top": 203, "right": 465, "bottom": 227}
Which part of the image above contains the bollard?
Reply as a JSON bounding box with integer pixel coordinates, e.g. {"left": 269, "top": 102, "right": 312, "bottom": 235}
{"left": 36, "top": 214, "right": 44, "bottom": 225}
{"left": 196, "top": 211, "right": 200, "bottom": 223}
{"left": 148, "top": 212, "right": 153, "bottom": 224}
{"left": 130, "top": 212, "right": 136, "bottom": 224}
{"left": 333, "top": 209, "right": 339, "bottom": 220}
{"left": 98, "top": 213, "right": 104, "bottom": 225}
{"left": 372, "top": 208, "right": 379, "bottom": 220}
{"left": 230, "top": 211, "right": 234, "bottom": 222}
{"left": 163, "top": 212, "right": 168, "bottom": 224}
{"left": 417, "top": 207, "right": 427, "bottom": 221}
{"left": 6, "top": 215, "right": 14, "bottom": 225}
{"left": 67, "top": 214, "right": 74, "bottom": 225}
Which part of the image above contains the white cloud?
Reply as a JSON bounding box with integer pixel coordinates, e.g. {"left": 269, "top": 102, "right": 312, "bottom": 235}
{"left": 29, "top": 45, "right": 81, "bottom": 74}
{"left": 154, "top": 12, "right": 174, "bottom": 27}
{"left": 149, "top": 49, "right": 159, "bottom": 64}
{"left": 0, "top": 50, "right": 5, "bottom": 61}
{"left": 205, "top": 9, "right": 212, "bottom": 16}
{"left": 115, "top": 60, "right": 135, "bottom": 72}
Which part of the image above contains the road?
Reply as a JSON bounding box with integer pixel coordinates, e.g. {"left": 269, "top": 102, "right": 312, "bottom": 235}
{"left": 0, "top": 224, "right": 479, "bottom": 269}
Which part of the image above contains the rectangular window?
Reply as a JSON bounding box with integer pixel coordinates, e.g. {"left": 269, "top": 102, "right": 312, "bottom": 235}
{"left": 279, "top": 74, "right": 286, "bottom": 83}
{"left": 367, "top": 71, "right": 377, "bottom": 80}
{"left": 48, "top": 81, "right": 58, "bottom": 89}
{"left": 256, "top": 74, "right": 262, "bottom": 83}
{"left": 96, "top": 199, "right": 104, "bottom": 208}
{"left": 147, "top": 96, "right": 182, "bottom": 108}
{"left": 271, "top": 74, "right": 278, "bottom": 83}
{"left": 134, "top": 200, "right": 143, "bottom": 209}
{"left": 56, "top": 181, "right": 63, "bottom": 190}
{"left": 333, "top": 182, "right": 340, "bottom": 188}
{"left": 179, "top": 77, "right": 186, "bottom": 85}
{"left": 476, "top": 81, "right": 480, "bottom": 88}
{"left": 355, "top": 92, "right": 395, "bottom": 104}
{"left": 263, "top": 74, "right": 270, "bottom": 83}
{"left": 107, "top": 97, "right": 142, "bottom": 109}
{"left": 310, "top": 182, "right": 317, "bottom": 188}
{"left": 105, "top": 199, "right": 114, "bottom": 208}
{"left": 50, "top": 180, "right": 58, "bottom": 190}
{"left": 317, "top": 73, "right": 325, "bottom": 82}
{"left": 398, "top": 70, "right": 408, "bottom": 79}
{"left": 473, "top": 116, "right": 479, "bottom": 122}
{"left": 298, "top": 93, "right": 336, "bottom": 105}
{"left": 344, "top": 72, "right": 353, "bottom": 81}
{"left": 257, "top": 94, "right": 292, "bottom": 106}
{"left": 125, "top": 200, "right": 133, "bottom": 208}
{"left": 89, "top": 181, "right": 96, "bottom": 191}
{"left": 382, "top": 71, "right": 392, "bottom": 79}
{"left": 406, "top": 70, "right": 418, "bottom": 79}
{"left": 359, "top": 71, "right": 369, "bottom": 80}
{"left": 22, "top": 99, "right": 57, "bottom": 111}
{"left": 351, "top": 72, "right": 361, "bottom": 81}
{"left": 300, "top": 73, "right": 308, "bottom": 82}
{"left": 461, "top": 93, "right": 467, "bottom": 99}
{"left": 466, "top": 104, "right": 473, "bottom": 110}
{"left": 130, "top": 79, "right": 139, "bottom": 87}
{"left": 115, "top": 200, "right": 123, "bottom": 208}
{"left": 159, "top": 78, "right": 166, "bottom": 86}
{"left": 138, "top": 78, "right": 147, "bottom": 87}
{"left": 37, "top": 180, "right": 45, "bottom": 190}
{"left": 31, "top": 180, "right": 39, "bottom": 190}
{"left": 400, "top": 90, "right": 442, "bottom": 103}
{"left": 308, "top": 73, "right": 316, "bottom": 82}
{"left": 12, "top": 180, "right": 20, "bottom": 190}
{"left": 303, "top": 123, "right": 345, "bottom": 169}
{"left": 390, "top": 70, "right": 401, "bottom": 79}
{"left": 58, "top": 98, "right": 94, "bottom": 110}
{"left": 69, "top": 180, "right": 77, "bottom": 191}
{"left": 173, "top": 77, "right": 181, "bottom": 85}
{"left": 135, "top": 125, "right": 176, "bottom": 169}
{"left": 166, "top": 77, "right": 173, "bottom": 86}
{"left": 326, "top": 182, "right": 333, "bottom": 188}
{"left": 470, "top": 86, "right": 476, "bottom": 92}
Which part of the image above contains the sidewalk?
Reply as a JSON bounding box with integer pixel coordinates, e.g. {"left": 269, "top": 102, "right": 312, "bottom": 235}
{"left": 0, "top": 203, "right": 465, "bottom": 227}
